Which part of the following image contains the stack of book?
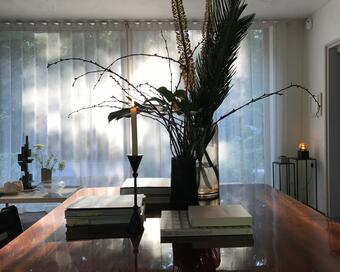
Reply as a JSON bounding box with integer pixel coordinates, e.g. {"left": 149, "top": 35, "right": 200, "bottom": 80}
{"left": 120, "top": 178, "right": 170, "bottom": 215}
{"left": 65, "top": 194, "right": 145, "bottom": 240}
{"left": 160, "top": 204, "right": 253, "bottom": 243}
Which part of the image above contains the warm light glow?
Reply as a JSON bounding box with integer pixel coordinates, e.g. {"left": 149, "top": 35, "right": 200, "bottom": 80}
{"left": 299, "top": 142, "right": 308, "bottom": 151}
{"left": 130, "top": 106, "right": 137, "bottom": 114}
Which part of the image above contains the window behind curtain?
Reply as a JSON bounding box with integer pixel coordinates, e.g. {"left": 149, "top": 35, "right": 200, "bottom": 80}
{"left": 218, "top": 29, "right": 270, "bottom": 184}
{"left": 0, "top": 21, "right": 270, "bottom": 188}
{"left": 0, "top": 23, "right": 127, "bottom": 187}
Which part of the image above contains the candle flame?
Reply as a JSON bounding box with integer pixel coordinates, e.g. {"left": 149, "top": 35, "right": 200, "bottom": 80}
{"left": 130, "top": 100, "right": 137, "bottom": 114}
{"left": 299, "top": 142, "right": 308, "bottom": 151}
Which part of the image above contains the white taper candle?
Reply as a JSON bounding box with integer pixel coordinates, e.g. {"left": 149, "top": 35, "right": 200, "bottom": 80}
{"left": 130, "top": 106, "right": 138, "bottom": 155}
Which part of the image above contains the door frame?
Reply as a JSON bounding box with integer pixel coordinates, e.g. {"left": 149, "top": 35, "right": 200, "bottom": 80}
{"left": 325, "top": 38, "right": 340, "bottom": 216}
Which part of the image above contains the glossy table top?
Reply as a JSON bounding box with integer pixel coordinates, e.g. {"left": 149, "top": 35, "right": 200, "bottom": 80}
{"left": 1, "top": 184, "right": 340, "bottom": 271}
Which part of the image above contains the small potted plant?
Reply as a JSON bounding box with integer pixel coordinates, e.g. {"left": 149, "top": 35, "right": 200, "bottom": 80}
{"left": 33, "top": 144, "right": 65, "bottom": 183}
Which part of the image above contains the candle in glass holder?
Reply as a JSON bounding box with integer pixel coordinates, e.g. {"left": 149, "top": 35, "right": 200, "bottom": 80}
{"left": 299, "top": 143, "right": 308, "bottom": 151}
{"left": 298, "top": 142, "right": 309, "bottom": 160}
{"left": 130, "top": 105, "right": 138, "bottom": 155}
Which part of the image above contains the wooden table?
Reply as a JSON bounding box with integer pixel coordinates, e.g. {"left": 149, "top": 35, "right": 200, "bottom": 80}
{"left": 1, "top": 184, "right": 340, "bottom": 271}
{"left": 0, "top": 184, "right": 80, "bottom": 206}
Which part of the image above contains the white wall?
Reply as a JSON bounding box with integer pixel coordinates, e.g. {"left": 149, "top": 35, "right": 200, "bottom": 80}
{"left": 275, "top": 20, "right": 319, "bottom": 206}
{"left": 284, "top": 21, "right": 306, "bottom": 156}
{"left": 271, "top": 20, "right": 306, "bottom": 155}
{"left": 304, "top": 0, "right": 340, "bottom": 214}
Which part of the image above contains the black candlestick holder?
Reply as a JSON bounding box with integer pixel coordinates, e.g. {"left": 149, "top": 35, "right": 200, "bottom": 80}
{"left": 127, "top": 154, "right": 144, "bottom": 235}
{"left": 130, "top": 232, "right": 142, "bottom": 272}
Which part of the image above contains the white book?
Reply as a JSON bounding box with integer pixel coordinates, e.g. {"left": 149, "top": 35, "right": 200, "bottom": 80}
{"left": 161, "top": 210, "right": 252, "bottom": 239}
{"left": 188, "top": 205, "right": 252, "bottom": 227}
{"left": 120, "top": 178, "right": 170, "bottom": 195}
{"left": 65, "top": 194, "right": 145, "bottom": 217}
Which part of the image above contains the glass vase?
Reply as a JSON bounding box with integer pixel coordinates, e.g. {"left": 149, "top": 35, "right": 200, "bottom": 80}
{"left": 41, "top": 168, "right": 52, "bottom": 184}
{"left": 197, "top": 126, "right": 219, "bottom": 199}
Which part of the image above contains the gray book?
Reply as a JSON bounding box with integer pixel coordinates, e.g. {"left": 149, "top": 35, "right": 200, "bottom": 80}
{"left": 161, "top": 210, "right": 252, "bottom": 240}
{"left": 65, "top": 194, "right": 145, "bottom": 217}
{"left": 66, "top": 204, "right": 145, "bottom": 227}
{"left": 66, "top": 215, "right": 132, "bottom": 226}
{"left": 188, "top": 205, "right": 252, "bottom": 227}
{"left": 120, "top": 178, "right": 170, "bottom": 195}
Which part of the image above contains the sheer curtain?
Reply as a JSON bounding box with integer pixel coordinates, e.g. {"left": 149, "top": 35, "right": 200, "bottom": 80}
{"left": 0, "top": 20, "right": 276, "bottom": 192}
{"left": 0, "top": 22, "right": 128, "bottom": 188}
{"left": 218, "top": 27, "right": 271, "bottom": 184}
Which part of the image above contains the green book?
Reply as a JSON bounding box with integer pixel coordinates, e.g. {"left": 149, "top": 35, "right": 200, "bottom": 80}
{"left": 161, "top": 210, "right": 252, "bottom": 240}
{"left": 188, "top": 205, "right": 252, "bottom": 227}
{"left": 65, "top": 194, "right": 145, "bottom": 218}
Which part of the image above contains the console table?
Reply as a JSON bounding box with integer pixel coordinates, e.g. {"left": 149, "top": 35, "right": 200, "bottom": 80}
{"left": 289, "top": 157, "right": 318, "bottom": 210}
{"left": 1, "top": 185, "right": 340, "bottom": 271}
{"left": 272, "top": 161, "right": 296, "bottom": 196}
{"left": 0, "top": 184, "right": 80, "bottom": 206}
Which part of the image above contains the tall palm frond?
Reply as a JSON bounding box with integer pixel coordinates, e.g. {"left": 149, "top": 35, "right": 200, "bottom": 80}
{"left": 171, "top": 0, "right": 196, "bottom": 92}
{"left": 195, "top": 0, "right": 254, "bottom": 119}
{"left": 193, "top": 0, "right": 255, "bottom": 159}
{"left": 201, "top": 0, "right": 213, "bottom": 68}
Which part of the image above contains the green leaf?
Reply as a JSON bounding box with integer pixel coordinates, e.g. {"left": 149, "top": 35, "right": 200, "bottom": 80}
{"left": 108, "top": 108, "right": 131, "bottom": 123}
{"left": 174, "top": 89, "right": 186, "bottom": 100}
{"left": 157, "top": 86, "right": 175, "bottom": 102}
{"left": 176, "top": 99, "right": 191, "bottom": 114}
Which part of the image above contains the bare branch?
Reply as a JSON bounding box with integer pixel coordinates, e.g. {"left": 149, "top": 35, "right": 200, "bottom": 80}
{"left": 214, "top": 83, "right": 321, "bottom": 124}
{"left": 72, "top": 70, "right": 103, "bottom": 87}
{"left": 161, "top": 30, "right": 174, "bottom": 91}
{"left": 68, "top": 100, "right": 120, "bottom": 118}
{"left": 93, "top": 53, "right": 180, "bottom": 90}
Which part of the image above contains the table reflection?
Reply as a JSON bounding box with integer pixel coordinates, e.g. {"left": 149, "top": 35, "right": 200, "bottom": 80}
{"left": 172, "top": 244, "right": 220, "bottom": 272}
{"left": 2, "top": 185, "right": 340, "bottom": 271}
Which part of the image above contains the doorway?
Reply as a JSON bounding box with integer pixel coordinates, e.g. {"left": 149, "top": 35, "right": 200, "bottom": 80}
{"left": 327, "top": 41, "right": 340, "bottom": 218}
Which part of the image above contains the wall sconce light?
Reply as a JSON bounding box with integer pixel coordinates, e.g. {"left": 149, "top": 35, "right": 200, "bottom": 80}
{"left": 298, "top": 142, "right": 309, "bottom": 160}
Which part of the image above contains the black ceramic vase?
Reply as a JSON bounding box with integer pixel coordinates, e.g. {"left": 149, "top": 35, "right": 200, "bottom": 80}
{"left": 170, "top": 157, "right": 198, "bottom": 210}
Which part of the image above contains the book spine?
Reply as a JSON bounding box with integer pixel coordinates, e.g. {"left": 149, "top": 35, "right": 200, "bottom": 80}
{"left": 190, "top": 218, "right": 252, "bottom": 227}
{"left": 120, "top": 188, "right": 170, "bottom": 195}
{"left": 66, "top": 223, "right": 130, "bottom": 234}
{"left": 66, "top": 217, "right": 131, "bottom": 227}
{"left": 65, "top": 209, "right": 139, "bottom": 218}
{"left": 161, "top": 227, "right": 253, "bottom": 237}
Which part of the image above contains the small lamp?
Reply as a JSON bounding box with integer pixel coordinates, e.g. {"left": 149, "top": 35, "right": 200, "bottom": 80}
{"left": 298, "top": 142, "right": 309, "bottom": 160}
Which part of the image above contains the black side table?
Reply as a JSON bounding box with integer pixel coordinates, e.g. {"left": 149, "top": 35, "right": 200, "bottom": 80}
{"left": 289, "top": 157, "right": 318, "bottom": 210}
{"left": 272, "top": 161, "right": 296, "bottom": 197}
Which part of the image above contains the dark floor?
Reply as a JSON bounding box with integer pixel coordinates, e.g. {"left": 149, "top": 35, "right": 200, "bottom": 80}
{"left": 19, "top": 212, "right": 47, "bottom": 230}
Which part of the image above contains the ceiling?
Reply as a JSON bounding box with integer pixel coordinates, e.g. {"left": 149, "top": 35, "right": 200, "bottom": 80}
{"left": 0, "top": 0, "right": 330, "bottom": 20}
